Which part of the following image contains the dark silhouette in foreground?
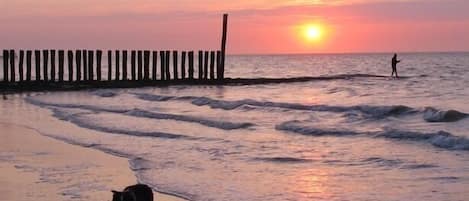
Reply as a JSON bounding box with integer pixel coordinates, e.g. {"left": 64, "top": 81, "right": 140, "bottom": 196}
{"left": 112, "top": 184, "right": 154, "bottom": 201}
{"left": 391, "top": 53, "right": 401, "bottom": 78}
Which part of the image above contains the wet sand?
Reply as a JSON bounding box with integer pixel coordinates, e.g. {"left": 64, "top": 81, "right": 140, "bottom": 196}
{"left": 0, "top": 123, "right": 185, "bottom": 201}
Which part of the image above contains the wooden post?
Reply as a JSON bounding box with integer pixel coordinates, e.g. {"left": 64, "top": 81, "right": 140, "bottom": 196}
{"left": 76, "top": 50, "right": 82, "bottom": 81}
{"left": 137, "top": 51, "right": 143, "bottom": 80}
{"left": 19, "top": 50, "right": 24, "bottom": 82}
{"left": 216, "top": 51, "right": 221, "bottom": 79}
{"left": 35, "top": 50, "right": 41, "bottom": 81}
{"left": 88, "top": 50, "right": 94, "bottom": 81}
{"left": 210, "top": 51, "right": 215, "bottom": 79}
{"left": 9, "top": 50, "right": 15, "bottom": 82}
{"left": 220, "top": 13, "right": 228, "bottom": 80}
{"left": 173, "top": 51, "right": 178, "bottom": 80}
{"left": 122, "top": 50, "right": 128, "bottom": 80}
{"left": 131, "top": 50, "right": 136, "bottom": 81}
{"left": 2, "top": 50, "right": 8, "bottom": 82}
{"left": 97, "top": 50, "right": 102, "bottom": 81}
{"left": 143, "top": 50, "right": 150, "bottom": 80}
{"left": 67, "top": 50, "right": 73, "bottom": 81}
{"left": 42, "top": 50, "right": 49, "bottom": 82}
{"left": 188, "top": 51, "right": 194, "bottom": 80}
{"left": 50, "top": 50, "right": 56, "bottom": 81}
{"left": 58, "top": 50, "right": 64, "bottom": 82}
{"left": 26, "top": 51, "right": 32, "bottom": 82}
{"left": 160, "top": 51, "right": 165, "bottom": 80}
{"left": 82, "top": 49, "right": 88, "bottom": 81}
{"left": 181, "top": 51, "right": 186, "bottom": 79}
{"left": 165, "top": 50, "right": 170, "bottom": 80}
{"left": 107, "top": 50, "right": 112, "bottom": 81}
{"left": 152, "top": 51, "right": 157, "bottom": 80}
{"left": 198, "top": 50, "right": 203, "bottom": 79}
{"left": 115, "top": 50, "right": 120, "bottom": 81}
{"left": 204, "top": 51, "right": 209, "bottom": 80}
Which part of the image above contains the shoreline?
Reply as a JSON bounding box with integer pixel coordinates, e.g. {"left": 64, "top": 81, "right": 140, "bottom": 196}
{"left": 0, "top": 122, "right": 186, "bottom": 201}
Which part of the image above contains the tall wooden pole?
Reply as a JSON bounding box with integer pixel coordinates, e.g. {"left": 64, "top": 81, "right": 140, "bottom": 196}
{"left": 220, "top": 13, "right": 228, "bottom": 80}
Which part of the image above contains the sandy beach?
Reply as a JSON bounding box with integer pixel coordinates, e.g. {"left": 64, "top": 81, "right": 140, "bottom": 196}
{"left": 0, "top": 122, "right": 185, "bottom": 201}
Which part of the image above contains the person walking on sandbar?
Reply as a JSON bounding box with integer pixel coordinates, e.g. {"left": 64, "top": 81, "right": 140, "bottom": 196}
{"left": 391, "top": 53, "right": 401, "bottom": 78}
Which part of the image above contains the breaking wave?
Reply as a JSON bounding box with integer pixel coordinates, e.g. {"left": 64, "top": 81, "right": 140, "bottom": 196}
{"left": 26, "top": 96, "right": 254, "bottom": 130}
{"left": 423, "top": 107, "right": 468, "bottom": 122}
{"left": 276, "top": 121, "right": 469, "bottom": 151}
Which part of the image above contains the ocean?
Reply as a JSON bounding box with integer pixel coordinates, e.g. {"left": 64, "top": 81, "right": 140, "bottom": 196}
{"left": 1, "top": 52, "right": 469, "bottom": 201}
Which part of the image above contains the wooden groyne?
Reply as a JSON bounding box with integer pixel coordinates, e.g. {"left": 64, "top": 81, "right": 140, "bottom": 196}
{"left": 1, "top": 14, "right": 229, "bottom": 89}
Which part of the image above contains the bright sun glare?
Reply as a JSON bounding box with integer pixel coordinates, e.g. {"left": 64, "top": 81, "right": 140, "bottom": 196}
{"left": 303, "top": 24, "right": 323, "bottom": 42}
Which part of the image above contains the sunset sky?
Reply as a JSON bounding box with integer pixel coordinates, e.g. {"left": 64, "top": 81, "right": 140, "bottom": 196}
{"left": 1, "top": 0, "right": 468, "bottom": 54}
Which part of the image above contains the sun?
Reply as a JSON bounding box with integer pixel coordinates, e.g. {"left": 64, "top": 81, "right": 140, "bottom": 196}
{"left": 304, "top": 25, "right": 323, "bottom": 41}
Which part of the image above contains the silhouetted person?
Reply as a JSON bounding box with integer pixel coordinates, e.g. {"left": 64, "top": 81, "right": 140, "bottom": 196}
{"left": 391, "top": 53, "right": 401, "bottom": 78}
{"left": 112, "top": 184, "right": 153, "bottom": 201}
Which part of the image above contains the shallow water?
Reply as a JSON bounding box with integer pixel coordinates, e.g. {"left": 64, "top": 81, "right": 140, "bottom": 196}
{"left": 1, "top": 53, "right": 469, "bottom": 201}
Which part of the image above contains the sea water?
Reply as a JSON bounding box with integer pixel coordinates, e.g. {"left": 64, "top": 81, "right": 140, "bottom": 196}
{"left": 1, "top": 52, "right": 469, "bottom": 201}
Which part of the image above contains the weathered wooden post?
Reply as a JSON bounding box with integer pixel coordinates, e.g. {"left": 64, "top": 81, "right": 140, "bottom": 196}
{"left": 204, "top": 51, "right": 209, "bottom": 80}
{"left": 152, "top": 51, "right": 157, "bottom": 80}
{"left": 144, "top": 50, "right": 150, "bottom": 80}
{"left": 216, "top": 50, "right": 221, "bottom": 79}
{"left": 19, "top": 50, "right": 24, "bottom": 82}
{"left": 115, "top": 50, "right": 120, "bottom": 81}
{"left": 210, "top": 51, "right": 215, "bottom": 79}
{"left": 137, "top": 50, "right": 142, "bottom": 80}
{"left": 97, "top": 50, "right": 102, "bottom": 81}
{"left": 107, "top": 50, "right": 112, "bottom": 81}
{"left": 165, "top": 51, "right": 170, "bottom": 80}
{"left": 35, "top": 50, "right": 41, "bottom": 81}
{"left": 220, "top": 13, "right": 228, "bottom": 80}
{"left": 42, "top": 50, "right": 49, "bottom": 82}
{"left": 26, "top": 51, "right": 32, "bottom": 82}
{"left": 123, "top": 50, "right": 128, "bottom": 80}
{"left": 76, "top": 50, "right": 82, "bottom": 81}
{"left": 160, "top": 51, "right": 165, "bottom": 80}
{"left": 88, "top": 50, "right": 94, "bottom": 81}
{"left": 68, "top": 50, "right": 74, "bottom": 81}
{"left": 188, "top": 51, "right": 194, "bottom": 79}
{"left": 58, "top": 50, "right": 64, "bottom": 82}
{"left": 2, "top": 50, "right": 8, "bottom": 82}
{"left": 198, "top": 50, "right": 203, "bottom": 79}
{"left": 50, "top": 50, "right": 56, "bottom": 81}
{"left": 131, "top": 50, "right": 136, "bottom": 81}
{"left": 9, "top": 50, "right": 15, "bottom": 82}
{"left": 181, "top": 51, "right": 186, "bottom": 79}
{"left": 173, "top": 51, "right": 178, "bottom": 80}
{"left": 82, "top": 49, "right": 88, "bottom": 81}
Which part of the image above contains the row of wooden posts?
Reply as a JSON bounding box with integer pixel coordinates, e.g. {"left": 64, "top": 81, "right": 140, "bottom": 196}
{"left": 1, "top": 13, "right": 229, "bottom": 84}
{"left": 1, "top": 49, "right": 225, "bottom": 82}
